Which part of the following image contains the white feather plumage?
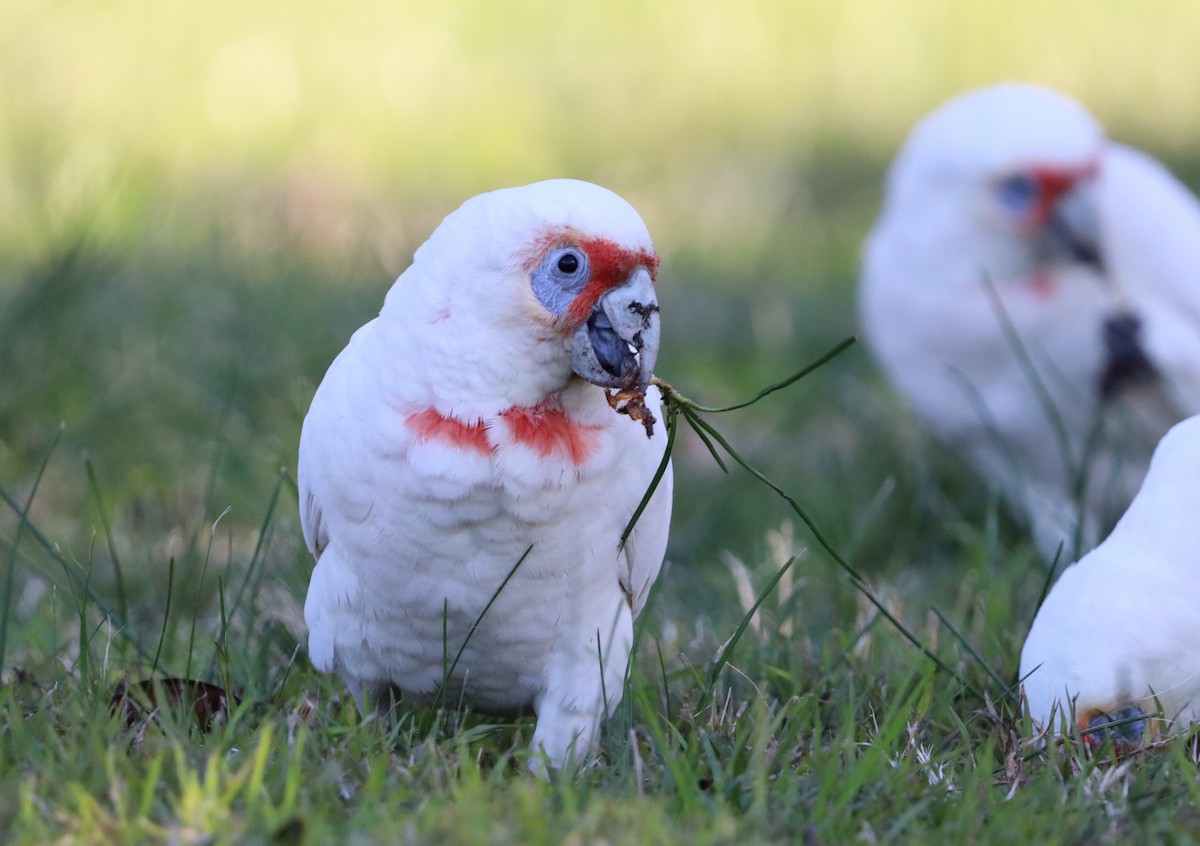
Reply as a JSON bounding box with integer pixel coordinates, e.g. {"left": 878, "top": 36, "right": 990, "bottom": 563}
{"left": 1019, "top": 414, "right": 1200, "bottom": 742}
{"left": 299, "top": 179, "right": 672, "bottom": 767}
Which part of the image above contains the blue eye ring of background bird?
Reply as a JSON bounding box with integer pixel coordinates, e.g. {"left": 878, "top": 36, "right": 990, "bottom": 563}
{"left": 995, "top": 172, "right": 1041, "bottom": 216}
{"left": 1079, "top": 704, "right": 1148, "bottom": 753}
{"left": 531, "top": 246, "right": 591, "bottom": 316}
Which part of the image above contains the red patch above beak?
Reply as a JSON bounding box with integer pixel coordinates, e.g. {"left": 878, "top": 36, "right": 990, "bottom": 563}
{"left": 564, "top": 235, "right": 659, "bottom": 326}
{"left": 1030, "top": 162, "right": 1098, "bottom": 225}
{"left": 521, "top": 227, "right": 659, "bottom": 327}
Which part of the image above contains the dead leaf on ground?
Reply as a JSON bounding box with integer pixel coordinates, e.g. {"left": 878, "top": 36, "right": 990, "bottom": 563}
{"left": 109, "top": 676, "right": 239, "bottom": 733}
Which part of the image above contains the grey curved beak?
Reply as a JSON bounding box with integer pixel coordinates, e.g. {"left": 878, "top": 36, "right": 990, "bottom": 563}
{"left": 1048, "top": 179, "right": 1104, "bottom": 269}
{"left": 569, "top": 267, "right": 660, "bottom": 392}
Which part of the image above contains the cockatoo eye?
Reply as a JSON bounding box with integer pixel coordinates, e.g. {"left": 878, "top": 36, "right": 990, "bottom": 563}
{"left": 996, "top": 173, "right": 1040, "bottom": 214}
{"left": 557, "top": 252, "right": 580, "bottom": 274}
{"left": 531, "top": 247, "right": 591, "bottom": 315}
{"left": 547, "top": 247, "right": 588, "bottom": 282}
{"left": 1081, "top": 705, "right": 1147, "bottom": 750}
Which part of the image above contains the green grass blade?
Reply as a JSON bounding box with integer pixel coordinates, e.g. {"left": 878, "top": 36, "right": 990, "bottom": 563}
{"left": 656, "top": 639, "right": 672, "bottom": 723}
{"left": 619, "top": 404, "right": 679, "bottom": 549}
{"left": 152, "top": 557, "right": 176, "bottom": 674}
{"left": 0, "top": 484, "right": 151, "bottom": 662}
{"left": 83, "top": 455, "right": 128, "bottom": 627}
{"left": 679, "top": 405, "right": 981, "bottom": 698}
{"left": 202, "top": 372, "right": 238, "bottom": 518}
{"left": 597, "top": 631, "right": 609, "bottom": 721}
{"left": 1032, "top": 542, "right": 1065, "bottom": 621}
{"left": 697, "top": 555, "right": 795, "bottom": 714}
{"left": 931, "top": 606, "right": 1010, "bottom": 698}
{"left": 682, "top": 408, "right": 729, "bottom": 474}
{"left": 682, "top": 336, "right": 856, "bottom": 413}
{"left": 225, "top": 467, "right": 289, "bottom": 629}
{"left": 186, "top": 506, "right": 230, "bottom": 680}
{"left": 436, "top": 545, "right": 532, "bottom": 708}
{"left": 0, "top": 425, "right": 63, "bottom": 673}
{"left": 981, "top": 276, "right": 1076, "bottom": 505}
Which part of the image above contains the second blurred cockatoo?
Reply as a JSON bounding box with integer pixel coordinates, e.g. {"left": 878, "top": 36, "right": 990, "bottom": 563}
{"left": 861, "top": 83, "right": 1200, "bottom": 559}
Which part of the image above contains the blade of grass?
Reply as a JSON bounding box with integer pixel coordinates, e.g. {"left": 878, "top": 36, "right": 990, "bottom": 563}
{"left": 597, "top": 630, "right": 610, "bottom": 721}
{"left": 202, "top": 371, "right": 238, "bottom": 519}
{"left": 656, "top": 639, "right": 672, "bottom": 723}
{"left": 152, "top": 557, "right": 176, "bottom": 674}
{"left": 216, "top": 574, "right": 235, "bottom": 704}
{"left": 683, "top": 409, "right": 729, "bottom": 474}
{"left": 0, "top": 424, "right": 63, "bottom": 673}
{"left": 186, "top": 507, "right": 231, "bottom": 679}
{"left": 436, "top": 545, "right": 532, "bottom": 709}
{"left": 0, "top": 485, "right": 151, "bottom": 663}
{"left": 679, "top": 336, "right": 856, "bottom": 413}
{"left": 622, "top": 337, "right": 856, "bottom": 550}
{"left": 697, "top": 554, "right": 795, "bottom": 714}
{"left": 620, "top": 404, "right": 679, "bottom": 549}
{"left": 981, "top": 275, "right": 1103, "bottom": 561}
{"left": 624, "top": 575, "right": 666, "bottom": 730}
{"left": 649, "top": 338, "right": 980, "bottom": 697}
{"left": 981, "top": 276, "right": 1074, "bottom": 483}
{"left": 1033, "top": 543, "right": 1064, "bottom": 619}
{"left": 76, "top": 565, "right": 90, "bottom": 692}
{"left": 678, "top": 405, "right": 981, "bottom": 699}
{"left": 222, "top": 467, "right": 289, "bottom": 653}
{"left": 842, "top": 476, "right": 896, "bottom": 564}
{"left": 931, "top": 606, "right": 1010, "bottom": 697}
{"left": 83, "top": 455, "right": 128, "bottom": 627}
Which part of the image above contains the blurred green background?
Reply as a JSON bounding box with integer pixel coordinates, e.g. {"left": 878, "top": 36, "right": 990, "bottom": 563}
{"left": 3, "top": 0, "right": 1200, "bottom": 644}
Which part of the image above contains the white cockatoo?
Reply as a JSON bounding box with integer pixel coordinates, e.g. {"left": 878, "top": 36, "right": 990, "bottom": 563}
{"left": 861, "top": 83, "right": 1200, "bottom": 560}
{"left": 298, "top": 179, "right": 673, "bottom": 768}
{"left": 1019, "top": 414, "right": 1200, "bottom": 750}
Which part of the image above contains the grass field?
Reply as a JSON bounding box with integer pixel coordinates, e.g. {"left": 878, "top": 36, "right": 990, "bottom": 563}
{"left": 5, "top": 1, "right": 1200, "bottom": 842}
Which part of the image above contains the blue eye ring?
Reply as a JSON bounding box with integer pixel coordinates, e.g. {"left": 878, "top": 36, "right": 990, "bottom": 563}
{"left": 996, "top": 173, "right": 1040, "bottom": 213}
{"left": 531, "top": 247, "right": 591, "bottom": 316}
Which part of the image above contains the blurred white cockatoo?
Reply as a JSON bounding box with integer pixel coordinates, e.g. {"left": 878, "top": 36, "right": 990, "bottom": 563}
{"left": 299, "top": 179, "right": 673, "bottom": 768}
{"left": 861, "top": 83, "right": 1200, "bottom": 559}
{"left": 1019, "top": 414, "right": 1200, "bottom": 750}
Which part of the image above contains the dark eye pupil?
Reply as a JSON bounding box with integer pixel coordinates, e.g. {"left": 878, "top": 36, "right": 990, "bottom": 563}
{"left": 557, "top": 253, "right": 579, "bottom": 274}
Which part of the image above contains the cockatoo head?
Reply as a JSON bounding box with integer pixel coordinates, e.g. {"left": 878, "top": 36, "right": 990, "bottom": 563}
{"left": 1020, "top": 415, "right": 1200, "bottom": 753}
{"left": 883, "top": 83, "right": 1107, "bottom": 278}
{"left": 388, "top": 179, "right": 661, "bottom": 410}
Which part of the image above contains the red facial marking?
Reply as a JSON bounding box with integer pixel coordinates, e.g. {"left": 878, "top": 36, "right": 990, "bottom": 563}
{"left": 520, "top": 227, "right": 659, "bottom": 327}
{"left": 501, "top": 399, "right": 600, "bottom": 465}
{"left": 1078, "top": 720, "right": 1102, "bottom": 751}
{"left": 1030, "top": 161, "right": 1099, "bottom": 225}
{"left": 1030, "top": 273, "right": 1057, "bottom": 299}
{"left": 405, "top": 409, "right": 491, "bottom": 456}
{"left": 565, "top": 235, "right": 659, "bottom": 326}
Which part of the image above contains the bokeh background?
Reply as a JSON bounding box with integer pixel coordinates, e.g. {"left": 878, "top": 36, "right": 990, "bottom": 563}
{"left": 4, "top": 0, "right": 1200, "bottom": 651}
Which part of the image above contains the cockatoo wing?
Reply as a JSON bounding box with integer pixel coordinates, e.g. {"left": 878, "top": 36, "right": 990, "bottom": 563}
{"left": 1102, "top": 144, "right": 1200, "bottom": 413}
